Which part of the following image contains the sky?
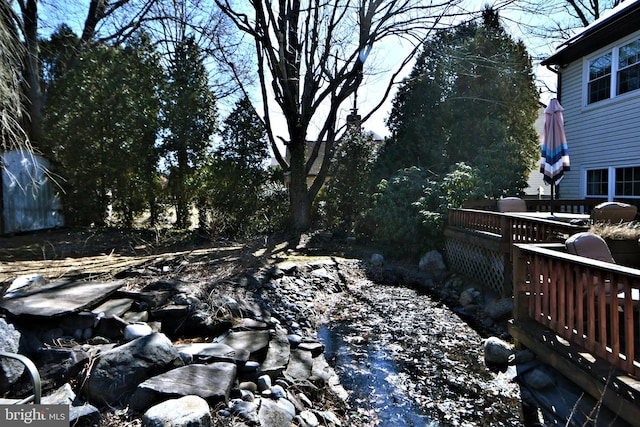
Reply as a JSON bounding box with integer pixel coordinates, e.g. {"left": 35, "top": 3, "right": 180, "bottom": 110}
{"left": 358, "top": 0, "right": 566, "bottom": 140}
{"left": 36, "top": 0, "right": 582, "bottom": 142}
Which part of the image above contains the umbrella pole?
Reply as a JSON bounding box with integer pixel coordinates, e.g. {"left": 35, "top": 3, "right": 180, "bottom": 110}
{"left": 550, "top": 183, "right": 555, "bottom": 215}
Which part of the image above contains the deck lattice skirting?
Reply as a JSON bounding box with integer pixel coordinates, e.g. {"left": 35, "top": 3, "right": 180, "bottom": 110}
{"left": 444, "top": 234, "right": 506, "bottom": 296}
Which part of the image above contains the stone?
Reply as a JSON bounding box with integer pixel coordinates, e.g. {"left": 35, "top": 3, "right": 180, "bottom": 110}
{"left": 0, "top": 318, "right": 23, "bottom": 386}
{"left": 483, "top": 336, "right": 514, "bottom": 366}
{"left": 257, "top": 374, "right": 272, "bottom": 392}
{"left": 418, "top": 250, "right": 446, "bottom": 273}
{"left": 117, "top": 290, "right": 172, "bottom": 309}
{"left": 5, "top": 274, "right": 47, "bottom": 297}
{"left": 271, "top": 384, "right": 287, "bottom": 399}
{"left": 311, "top": 267, "right": 332, "bottom": 281}
{"left": 277, "top": 262, "right": 298, "bottom": 275}
{"left": 33, "top": 347, "right": 89, "bottom": 390}
{"left": 459, "top": 288, "right": 480, "bottom": 307}
{"left": 485, "top": 298, "right": 513, "bottom": 320}
{"left": 276, "top": 397, "right": 296, "bottom": 417}
{"left": 142, "top": 395, "right": 211, "bottom": 427}
{"left": 230, "top": 400, "right": 259, "bottom": 424}
{"left": 91, "top": 298, "right": 134, "bottom": 317}
{"left": 259, "top": 327, "right": 290, "bottom": 377}
{"left": 299, "top": 410, "right": 320, "bottom": 427}
{"left": 42, "top": 383, "right": 101, "bottom": 427}
{"left": 175, "top": 342, "right": 249, "bottom": 364}
{"left": 231, "top": 318, "right": 269, "bottom": 331}
{"left": 59, "top": 311, "right": 100, "bottom": 333}
{"left": 315, "top": 410, "right": 342, "bottom": 426}
{"left": 287, "top": 334, "right": 303, "bottom": 347}
{"left": 83, "top": 333, "right": 182, "bottom": 406}
{"left": 239, "top": 381, "right": 258, "bottom": 393}
{"left": 259, "top": 398, "right": 295, "bottom": 427}
{"left": 130, "top": 362, "right": 237, "bottom": 412}
{"left": 370, "top": 253, "right": 384, "bottom": 267}
{"left": 123, "top": 311, "right": 149, "bottom": 323}
{"left": 95, "top": 314, "right": 128, "bottom": 339}
{"left": 523, "top": 367, "right": 555, "bottom": 390}
{"left": 124, "top": 323, "right": 153, "bottom": 341}
{"left": 285, "top": 348, "right": 313, "bottom": 380}
{"left": 298, "top": 341, "right": 324, "bottom": 357}
{"left": 218, "top": 330, "right": 271, "bottom": 359}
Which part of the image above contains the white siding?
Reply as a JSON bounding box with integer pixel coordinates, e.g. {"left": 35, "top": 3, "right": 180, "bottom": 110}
{"left": 557, "top": 50, "right": 640, "bottom": 200}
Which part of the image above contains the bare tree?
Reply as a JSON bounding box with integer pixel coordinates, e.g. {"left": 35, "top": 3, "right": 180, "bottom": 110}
{"left": 215, "top": 0, "right": 467, "bottom": 231}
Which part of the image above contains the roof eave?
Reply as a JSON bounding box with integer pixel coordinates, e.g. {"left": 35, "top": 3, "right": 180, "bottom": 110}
{"left": 542, "top": 3, "right": 640, "bottom": 67}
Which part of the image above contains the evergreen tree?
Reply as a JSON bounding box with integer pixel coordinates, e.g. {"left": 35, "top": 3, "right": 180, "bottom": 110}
{"left": 375, "top": 8, "right": 539, "bottom": 197}
{"left": 197, "top": 96, "right": 270, "bottom": 235}
{"left": 323, "top": 124, "right": 379, "bottom": 233}
{"left": 160, "top": 36, "right": 217, "bottom": 229}
{"left": 44, "top": 33, "right": 163, "bottom": 226}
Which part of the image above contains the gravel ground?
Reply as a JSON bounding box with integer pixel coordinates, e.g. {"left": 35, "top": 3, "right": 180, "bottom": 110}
{"left": 0, "top": 229, "right": 525, "bottom": 426}
{"left": 296, "top": 259, "right": 524, "bottom": 426}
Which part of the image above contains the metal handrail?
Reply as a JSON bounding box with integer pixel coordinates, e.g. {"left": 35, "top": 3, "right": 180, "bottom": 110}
{"left": 0, "top": 351, "right": 41, "bottom": 404}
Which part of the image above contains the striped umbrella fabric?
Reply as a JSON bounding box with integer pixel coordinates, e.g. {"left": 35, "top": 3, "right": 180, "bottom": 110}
{"left": 540, "top": 98, "right": 570, "bottom": 185}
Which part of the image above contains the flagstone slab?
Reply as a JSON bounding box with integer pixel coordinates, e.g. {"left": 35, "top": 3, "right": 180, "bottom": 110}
{"left": 130, "top": 363, "right": 237, "bottom": 411}
{"left": 91, "top": 297, "right": 134, "bottom": 317}
{"left": 174, "top": 342, "right": 249, "bottom": 364}
{"left": 0, "top": 280, "right": 124, "bottom": 317}
{"left": 218, "top": 330, "right": 271, "bottom": 358}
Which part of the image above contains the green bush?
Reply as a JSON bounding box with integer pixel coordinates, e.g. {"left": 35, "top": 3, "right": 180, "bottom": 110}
{"left": 365, "top": 166, "right": 431, "bottom": 256}
{"left": 365, "top": 163, "right": 484, "bottom": 257}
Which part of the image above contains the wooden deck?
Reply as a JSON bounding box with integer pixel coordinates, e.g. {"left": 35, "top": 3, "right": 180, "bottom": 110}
{"left": 445, "top": 202, "right": 640, "bottom": 426}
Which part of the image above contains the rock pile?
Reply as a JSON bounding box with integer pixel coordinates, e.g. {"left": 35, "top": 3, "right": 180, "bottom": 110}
{"left": 0, "top": 260, "right": 348, "bottom": 427}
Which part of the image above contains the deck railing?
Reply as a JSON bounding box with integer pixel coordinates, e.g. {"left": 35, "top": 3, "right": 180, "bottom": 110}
{"left": 512, "top": 243, "right": 640, "bottom": 378}
{"left": 447, "top": 208, "right": 589, "bottom": 251}
{"left": 445, "top": 208, "right": 589, "bottom": 297}
{"left": 446, "top": 203, "right": 640, "bottom": 422}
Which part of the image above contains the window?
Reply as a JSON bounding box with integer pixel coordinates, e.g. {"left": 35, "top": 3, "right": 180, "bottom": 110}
{"left": 618, "top": 39, "right": 640, "bottom": 95}
{"left": 615, "top": 166, "right": 640, "bottom": 197}
{"left": 586, "top": 168, "right": 608, "bottom": 197}
{"left": 588, "top": 54, "right": 611, "bottom": 103}
{"left": 586, "top": 35, "right": 640, "bottom": 105}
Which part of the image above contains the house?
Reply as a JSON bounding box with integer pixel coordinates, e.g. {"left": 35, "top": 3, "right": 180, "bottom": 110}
{"left": 523, "top": 106, "right": 548, "bottom": 197}
{"left": 541, "top": 0, "right": 640, "bottom": 207}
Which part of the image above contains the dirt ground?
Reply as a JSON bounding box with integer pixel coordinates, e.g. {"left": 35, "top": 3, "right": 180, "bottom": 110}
{"left": 0, "top": 227, "right": 524, "bottom": 426}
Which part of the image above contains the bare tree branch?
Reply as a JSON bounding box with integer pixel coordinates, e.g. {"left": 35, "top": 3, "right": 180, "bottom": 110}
{"left": 215, "top": 0, "right": 468, "bottom": 230}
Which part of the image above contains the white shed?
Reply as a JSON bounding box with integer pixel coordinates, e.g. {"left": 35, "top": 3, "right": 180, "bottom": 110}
{"left": 1, "top": 150, "right": 64, "bottom": 234}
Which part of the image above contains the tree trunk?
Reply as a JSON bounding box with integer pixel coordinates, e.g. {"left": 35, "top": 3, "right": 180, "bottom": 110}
{"left": 22, "top": 0, "right": 44, "bottom": 146}
{"left": 288, "top": 139, "right": 312, "bottom": 231}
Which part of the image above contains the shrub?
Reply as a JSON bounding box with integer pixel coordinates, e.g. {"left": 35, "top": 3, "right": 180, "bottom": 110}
{"left": 365, "top": 163, "right": 484, "bottom": 257}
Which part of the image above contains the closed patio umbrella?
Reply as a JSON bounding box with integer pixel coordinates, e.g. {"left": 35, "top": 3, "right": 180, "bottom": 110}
{"left": 540, "top": 98, "right": 570, "bottom": 215}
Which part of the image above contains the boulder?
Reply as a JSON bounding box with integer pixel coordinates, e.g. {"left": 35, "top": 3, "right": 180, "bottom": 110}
{"left": 418, "top": 250, "right": 446, "bottom": 273}
{"left": 259, "top": 327, "right": 290, "bottom": 377}
{"left": 42, "top": 383, "right": 101, "bottom": 427}
{"left": 83, "top": 333, "right": 182, "bottom": 406}
{"left": 0, "top": 318, "right": 23, "bottom": 388}
{"left": 130, "top": 362, "right": 237, "bottom": 412}
{"left": 218, "top": 330, "right": 271, "bottom": 359}
{"left": 370, "top": 253, "right": 384, "bottom": 267}
{"left": 258, "top": 398, "right": 295, "bottom": 427}
{"left": 483, "top": 336, "right": 514, "bottom": 366}
{"left": 142, "top": 395, "right": 211, "bottom": 427}
{"left": 34, "top": 347, "right": 89, "bottom": 391}
{"left": 484, "top": 298, "right": 513, "bottom": 320}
